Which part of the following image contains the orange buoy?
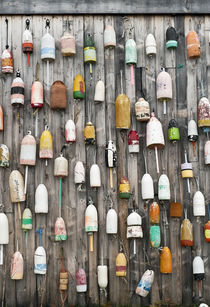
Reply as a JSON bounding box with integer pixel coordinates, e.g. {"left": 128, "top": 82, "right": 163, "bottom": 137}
{"left": 149, "top": 202, "right": 160, "bottom": 224}
{"left": 186, "top": 31, "right": 200, "bottom": 59}
{"left": 160, "top": 247, "right": 172, "bottom": 274}
{"left": 180, "top": 210, "right": 193, "bottom": 246}
{"left": 50, "top": 81, "right": 67, "bottom": 110}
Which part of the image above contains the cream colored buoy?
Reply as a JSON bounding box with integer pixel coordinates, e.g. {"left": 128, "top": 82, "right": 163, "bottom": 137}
{"left": 141, "top": 173, "right": 154, "bottom": 200}
{"left": 85, "top": 198, "right": 98, "bottom": 252}
{"left": 157, "top": 68, "right": 172, "bottom": 114}
{"left": 98, "top": 265, "right": 108, "bottom": 289}
{"left": 106, "top": 208, "right": 118, "bottom": 234}
{"left": 0, "top": 208, "right": 9, "bottom": 265}
{"left": 65, "top": 119, "right": 76, "bottom": 143}
{"left": 54, "top": 154, "right": 68, "bottom": 178}
{"left": 204, "top": 140, "right": 210, "bottom": 165}
{"left": 104, "top": 25, "right": 116, "bottom": 48}
{"left": 9, "top": 170, "right": 25, "bottom": 219}
{"left": 94, "top": 80, "right": 105, "bottom": 103}
{"left": 74, "top": 161, "right": 85, "bottom": 184}
{"left": 158, "top": 174, "right": 170, "bottom": 201}
{"left": 193, "top": 191, "right": 205, "bottom": 217}
{"left": 35, "top": 184, "right": 48, "bottom": 214}
{"left": 0, "top": 144, "right": 10, "bottom": 168}
{"left": 60, "top": 21, "right": 76, "bottom": 57}
{"left": 145, "top": 34, "right": 156, "bottom": 57}
{"left": 90, "top": 164, "right": 101, "bottom": 188}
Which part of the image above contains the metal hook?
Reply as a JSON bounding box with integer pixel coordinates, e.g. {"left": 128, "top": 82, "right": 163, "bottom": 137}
{"left": 26, "top": 19, "right": 30, "bottom": 29}
{"left": 46, "top": 19, "right": 50, "bottom": 29}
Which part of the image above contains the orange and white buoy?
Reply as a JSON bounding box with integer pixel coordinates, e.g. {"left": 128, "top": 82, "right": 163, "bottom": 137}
{"left": 186, "top": 31, "right": 200, "bottom": 59}
{"left": 61, "top": 20, "right": 76, "bottom": 57}
{"left": 1, "top": 18, "right": 13, "bottom": 74}
{"left": 22, "top": 19, "right": 33, "bottom": 66}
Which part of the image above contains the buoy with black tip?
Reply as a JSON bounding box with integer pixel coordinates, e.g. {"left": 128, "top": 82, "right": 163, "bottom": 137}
{"left": 20, "top": 131, "right": 36, "bottom": 194}
{"left": 128, "top": 130, "right": 139, "bottom": 153}
{"left": 188, "top": 118, "right": 198, "bottom": 157}
{"left": 1, "top": 18, "right": 13, "bottom": 74}
{"left": 34, "top": 228, "right": 46, "bottom": 275}
{"left": 204, "top": 140, "right": 210, "bottom": 165}
{"left": 84, "top": 34, "right": 96, "bottom": 80}
{"left": 11, "top": 241, "right": 23, "bottom": 280}
{"left": 61, "top": 20, "right": 76, "bottom": 57}
{"left": 41, "top": 19, "right": 55, "bottom": 90}
{"left": 181, "top": 150, "right": 193, "bottom": 194}
{"left": 186, "top": 31, "right": 200, "bottom": 59}
{"left": 150, "top": 202, "right": 161, "bottom": 248}
{"left": 39, "top": 125, "right": 53, "bottom": 166}
{"left": 168, "top": 119, "right": 180, "bottom": 143}
{"left": 0, "top": 144, "right": 10, "bottom": 168}
{"left": 105, "top": 139, "right": 117, "bottom": 189}
{"left": 22, "top": 208, "right": 32, "bottom": 242}
{"left": 84, "top": 122, "right": 95, "bottom": 145}
{"left": 65, "top": 119, "right": 76, "bottom": 143}
{"left": 136, "top": 269, "right": 154, "bottom": 297}
{"left": 116, "top": 251, "right": 127, "bottom": 277}
{"left": 73, "top": 74, "right": 85, "bottom": 100}
{"left": 76, "top": 268, "right": 87, "bottom": 292}
{"left": 0, "top": 204, "right": 9, "bottom": 265}
{"left": 35, "top": 184, "right": 48, "bottom": 214}
{"left": 193, "top": 256, "right": 205, "bottom": 298}
{"left": 125, "top": 38, "right": 137, "bottom": 86}
{"left": 9, "top": 170, "right": 25, "bottom": 219}
{"left": 204, "top": 204, "right": 210, "bottom": 242}
{"left": 11, "top": 69, "right": 24, "bottom": 107}
{"left": 166, "top": 27, "right": 178, "bottom": 49}
{"left": 127, "top": 210, "right": 143, "bottom": 254}
{"left": 146, "top": 112, "right": 165, "bottom": 174}
{"left": 74, "top": 161, "right": 85, "bottom": 184}
{"left": 106, "top": 196, "right": 117, "bottom": 234}
{"left": 94, "top": 80, "right": 105, "bottom": 103}
{"left": 157, "top": 68, "right": 172, "bottom": 115}
{"left": 141, "top": 150, "right": 154, "bottom": 200}
{"left": 104, "top": 25, "right": 116, "bottom": 49}
{"left": 180, "top": 209, "right": 193, "bottom": 246}
{"left": 90, "top": 164, "right": 101, "bottom": 188}
{"left": 85, "top": 197, "right": 98, "bottom": 252}
{"left": 145, "top": 33, "right": 156, "bottom": 57}
{"left": 22, "top": 19, "right": 33, "bottom": 66}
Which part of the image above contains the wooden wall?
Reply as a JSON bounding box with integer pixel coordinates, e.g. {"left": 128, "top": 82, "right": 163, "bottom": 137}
{"left": 0, "top": 14, "right": 210, "bottom": 307}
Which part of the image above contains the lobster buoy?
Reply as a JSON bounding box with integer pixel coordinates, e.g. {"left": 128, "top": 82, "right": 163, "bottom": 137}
{"left": 193, "top": 191, "right": 205, "bottom": 217}
{"left": 84, "top": 122, "right": 95, "bottom": 145}
{"left": 54, "top": 154, "right": 68, "bottom": 178}
{"left": 181, "top": 150, "right": 193, "bottom": 193}
{"left": 84, "top": 34, "right": 96, "bottom": 79}
{"left": 168, "top": 119, "right": 180, "bottom": 143}
{"left": 90, "top": 164, "right": 101, "bottom": 188}
{"left": 11, "top": 250, "right": 24, "bottom": 280}
{"left": 55, "top": 217, "right": 67, "bottom": 241}
{"left": 170, "top": 201, "right": 182, "bottom": 218}
{"left": 128, "top": 130, "right": 139, "bottom": 153}
{"left": 125, "top": 39, "right": 137, "bottom": 85}
{"left": 150, "top": 225, "right": 161, "bottom": 248}
{"left": 1, "top": 19, "right": 13, "bottom": 74}
{"left": 149, "top": 202, "right": 160, "bottom": 224}
{"left": 65, "top": 120, "right": 76, "bottom": 143}
{"left": 74, "top": 161, "right": 85, "bottom": 184}
{"left": 180, "top": 218, "right": 193, "bottom": 246}
{"left": 0, "top": 144, "right": 10, "bottom": 167}
{"left": 199, "top": 304, "right": 209, "bottom": 307}
{"left": 34, "top": 228, "right": 46, "bottom": 275}
{"left": 186, "top": 31, "right": 200, "bottom": 59}
{"left": 188, "top": 119, "right": 198, "bottom": 141}
{"left": 31, "top": 80, "right": 44, "bottom": 108}
{"left": 104, "top": 25, "right": 116, "bottom": 48}
{"left": 116, "top": 252, "right": 126, "bottom": 277}
{"left": 98, "top": 265, "right": 108, "bottom": 289}
{"left": 11, "top": 70, "right": 24, "bottom": 106}
{"left": 145, "top": 33, "right": 156, "bottom": 57}
{"left": 41, "top": 19, "right": 55, "bottom": 61}
{"left": 160, "top": 247, "right": 172, "bottom": 274}
{"left": 76, "top": 268, "right": 87, "bottom": 292}
{"left": 50, "top": 81, "right": 67, "bottom": 109}
{"left": 0, "top": 106, "right": 3, "bottom": 131}
{"left": 22, "top": 19, "right": 33, "bottom": 66}
{"left": 35, "top": 184, "right": 48, "bottom": 213}
{"left": 136, "top": 270, "right": 154, "bottom": 297}
{"left": 9, "top": 170, "right": 25, "bottom": 219}
{"left": 106, "top": 208, "right": 118, "bottom": 234}
{"left": 119, "top": 176, "right": 130, "bottom": 199}
{"left": 0, "top": 212, "right": 9, "bottom": 244}
{"left": 105, "top": 140, "right": 117, "bottom": 169}
{"left": 115, "top": 94, "right": 130, "bottom": 129}
{"left": 135, "top": 98, "right": 150, "bottom": 122}
{"left": 204, "top": 141, "right": 210, "bottom": 165}
{"left": 39, "top": 126, "right": 53, "bottom": 164}
{"left": 94, "top": 80, "right": 105, "bottom": 103}
{"left": 193, "top": 256, "right": 205, "bottom": 280}
{"left": 141, "top": 173, "right": 154, "bottom": 200}
{"left": 198, "top": 97, "right": 210, "bottom": 128}
{"left": 73, "top": 74, "right": 85, "bottom": 100}
{"left": 127, "top": 211, "right": 143, "bottom": 239}
{"left": 85, "top": 198, "right": 98, "bottom": 252}
{"left": 60, "top": 23, "right": 76, "bottom": 56}
{"left": 22, "top": 208, "right": 32, "bottom": 233}
{"left": 158, "top": 174, "right": 170, "bottom": 201}
{"left": 157, "top": 68, "right": 172, "bottom": 114}
{"left": 166, "top": 27, "right": 178, "bottom": 49}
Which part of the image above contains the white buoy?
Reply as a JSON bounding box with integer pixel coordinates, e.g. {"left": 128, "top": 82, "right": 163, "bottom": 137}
{"left": 136, "top": 270, "right": 154, "bottom": 297}
{"left": 34, "top": 228, "right": 46, "bottom": 275}
{"left": 127, "top": 211, "right": 143, "bottom": 254}
{"left": 106, "top": 208, "right": 118, "bottom": 234}
{"left": 97, "top": 265, "right": 108, "bottom": 289}
{"left": 145, "top": 34, "right": 156, "bottom": 57}
{"left": 0, "top": 210, "right": 9, "bottom": 265}
{"left": 158, "top": 174, "right": 170, "bottom": 201}
{"left": 90, "top": 164, "right": 101, "bottom": 188}
{"left": 65, "top": 119, "right": 76, "bottom": 143}
{"left": 193, "top": 191, "right": 205, "bottom": 217}
{"left": 35, "top": 184, "right": 48, "bottom": 214}
{"left": 74, "top": 161, "right": 85, "bottom": 184}
{"left": 94, "top": 80, "right": 105, "bottom": 103}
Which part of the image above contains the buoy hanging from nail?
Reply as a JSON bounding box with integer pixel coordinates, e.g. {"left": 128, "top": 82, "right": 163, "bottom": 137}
{"left": 181, "top": 150, "right": 193, "bottom": 194}
{"left": 0, "top": 144, "right": 10, "bottom": 168}
{"left": 116, "top": 252, "right": 127, "bottom": 277}
{"left": 105, "top": 140, "right": 117, "bottom": 189}
{"left": 106, "top": 207, "right": 118, "bottom": 234}
{"left": 136, "top": 270, "right": 154, "bottom": 297}
{"left": 193, "top": 191, "right": 205, "bottom": 217}
{"left": 145, "top": 34, "right": 156, "bottom": 57}
{"left": 149, "top": 202, "right": 161, "bottom": 248}
{"left": 1, "top": 18, "right": 13, "bottom": 74}
{"left": 157, "top": 68, "right": 172, "bottom": 115}
{"left": 22, "top": 208, "right": 32, "bottom": 242}
{"left": 76, "top": 268, "right": 87, "bottom": 292}
{"left": 119, "top": 176, "right": 130, "bottom": 199}
{"left": 61, "top": 20, "right": 76, "bottom": 57}
{"left": 160, "top": 247, "right": 172, "bottom": 274}
{"left": 11, "top": 69, "right": 24, "bottom": 106}
{"left": 65, "top": 119, "right": 76, "bottom": 143}
{"left": 84, "top": 122, "right": 95, "bottom": 145}
{"left": 74, "top": 161, "right": 85, "bottom": 184}
{"left": 9, "top": 170, "right": 25, "bottom": 219}
{"left": 127, "top": 211, "right": 143, "bottom": 254}
{"left": 141, "top": 150, "right": 154, "bottom": 200}
{"left": 90, "top": 164, "right": 101, "bottom": 188}
{"left": 84, "top": 34, "right": 96, "bottom": 80}
{"left": 166, "top": 27, "right": 178, "bottom": 49}
{"left": 186, "top": 31, "right": 200, "bottom": 59}
{"left": 20, "top": 131, "right": 36, "bottom": 194}
{"left": 168, "top": 119, "right": 180, "bottom": 143}
{"left": 98, "top": 265, "right": 108, "bottom": 290}
{"left": 50, "top": 81, "right": 67, "bottom": 110}
{"left": 73, "top": 74, "right": 85, "bottom": 100}
{"left": 188, "top": 118, "right": 198, "bottom": 157}
{"left": 125, "top": 39, "right": 137, "bottom": 86}
{"left": 10, "top": 242, "right": 23, "bottom": 280}
{"left": 170, "top": 187, "right": 182, "bottom": 218}
{"left": 180, "top": 210, "right": 193, "bottom": 246}
{"left": 204, "top": 140, "right": 210, "bottom": 165}
{"left": 34, "top": 228, "right": 47, "bottom": 275}
{"left": 128, "top": 130, "right": 139, "bottom": 153}
{"left": 0, "top": 205, "right": 9, "bottom": 265}
{"left": 193, "top": 256, "right": 205, "bottom": 298}
{"left": 158, "top": 174, "right": 170, "bottom": 201}
{"left": 39, "top": 125, "right": 53, "bottom": 166}
{"left": 35, "top": 184, "right": 48, "bottom": 214}
{"left": 135, "top": 97, "right": 150, "bottom": 122}
{"left": 85, "top": 197, "right": 98, "bottom": 252}
{"left": 22, "top": 19, "right": 33, "bottom": 66}
{"left": 104, "top": 25, "right": 116, "bottom": 49}
{"left": 94, "top": 80, "right": 105, "bottom": 103}
{"left": 146, "top": 112, "right": 165, "bottom": 174}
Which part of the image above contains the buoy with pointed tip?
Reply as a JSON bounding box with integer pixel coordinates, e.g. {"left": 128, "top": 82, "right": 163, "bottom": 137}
{"left": 0, "top": 106, "right": 3, "bottom": 131}
{"left": 22, "top": 208, "right": 32, "bottom": 240}
{"left": 168, "top": 119, "right": 180, "bottom": 143}
{"left": 11, "top": 70, "right": 24, "bottom": 106}
{"left": 94, "top": 80, "right": 105, "bottom": 103}
{"left": 35, "top": 184, "right": 48, "bottom": 214}
{"left": 85, "top": 198, "right": 98, "bottom": 252}
{"left": 1, "top": 18, "right": 13, "bottom": 74}
{"left": 157, "top": 68, "right": 172, "bottom": 114}
{"left": 119, "top": 176, "right": 130, "bottom": 199}
{"left": 73, "top": 74, "right": 85, "bottom": 100}
{"left": 166, "top": 27, "right": 178, "bottom": 49}
{"left": 65, "top": 119, "right": 76, "bottom": 143}
{"left": 74, "top": 161, "right": 85, "bottom": 184}
{"left": 180, "top": 211, "right": 193, "bottom": 246}
{"left": 141, "top": 173, "right": 154, "bottom": 200}
{"left": 84, "top": 122, "right": 95, "bottom": 145}
{"left": 34, "top": 228, "right": 46, "bottom": 275}
{"left": 181, "top": 150, "right": 193, "bottom": 194}
{"left": 104, "top": 25, "right": 116, "bottom": 48}
{"left": 0, "top": 144, "right": 9, "bottom": 168}
{"left": 61, "top": 21, "right": 76, "bottom": 56}
{"left": 188, "top": 119, "right": 198, "bottom": 156}
{"left": 186, "top": 31, "right": 200, "bottom": 59}
{"left": 125, "top": 39, "right": 137, "bottom": 86}
{"left": 11, "top": 242, "right": 23, "bottom": 280}
{"left": 98, "top": 265, "right": 108, "bottom": 289}
{"left": 90, "top": 164, "right": 101, "bottom": 188}
{"left": 158, "top": 174, "right": 170, "bottom": 201}
{"left": 198, "top": 96, "right": 210, "bottom": 128}
{"left": 127, "top": 211, "right": 143, "bottom": 254}
{"left": 9, "top": 170, "right": 25, "bottom": 219}
{"left": 84, "top": 34, "right": 96, "bottom": 80}
{"left": 136, "top": 270, "right": 154, "bottom": 297}
{"left": 106, "top": 208, "right": 118, "bottom": 234}
{"left": 50, "top": 81, "right": 67, "bottom": 109}
{"left": 145, "top": 33, "right": 156, "bottom": 57}
{"left": 116, "top": 252, "right": 126, "bottom": 277}
{"left": 160, "top": 247, "right": 172, "bottom": 274}
{"left": 128, "top": 130, "right": 139, "bottom": 153}
{"left": 193, "top": 256, "right": 205, "bottom": 298}
{"left": 0, "top": 207, "right": 9, "bottom": 265}
{"left": 39, "top": 125, "right": 53, "bottom": 166}
{"left": 105, "top": 140, "right": 117, "bottom": 189}
{"left": 193, "top": 191, "right": 205, "bottom": 217}
{"left": 146, "top": 112, "right": 165, "bottom": 174}
{"left": 135, "top": 97, "right": 150, "bottom": 122}
{"left": 204, "top": 204, "right": 210, "bottom": 242}
{"left": 204, "top": 140, "right": 210, "bottom": 165}
{"left": 22, "top": 19, "right": 33, "bottom": 66}
{"left": 76, "top": 268, "right": 87, "bottom": 292}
